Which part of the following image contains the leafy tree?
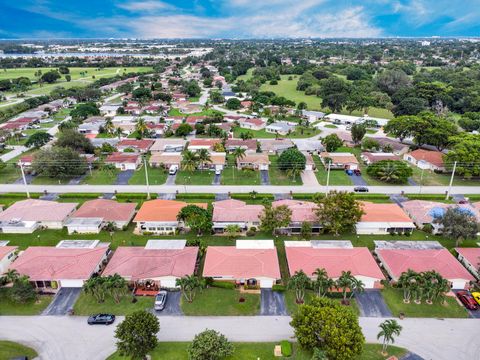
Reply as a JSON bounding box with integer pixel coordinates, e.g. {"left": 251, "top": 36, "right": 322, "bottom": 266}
{"left": 226, "top": 98, "right": 241, "bottom": 110}
{"left": 393, "top": 97, "right": 428, "bottom": 116}
{"left": 300, "top": 221, "right": 312, "bottom": 240}
{"left": 376, "top": 69, "right": 411, "bottom": 96}
{"left": 32, "top": 147, "right": 88, "bottom": 179}
{"left": 83, "top": 276, "right": 108, "bottom": 303}
{"left": 314, "top": 191, "right": 364, "bottom": 236}
{"left": 278, "top": 148, "right": 306, "bottom": 174}
{"left": 350, "top": 123, "right": 366, "bottom": 145}
{"left": 56, "top": 129, "right": 95, "bottom": 153}
{"left": 377, "top": 320, "right": 402, "bottom": 355}
{"left": 25, "top": 132, "right": 52, "bottom": 148}
{"left": 58, "top": 66, "right": 70, "bottom": 74}
{"left": 225, "top": 224, "right": 241, "bottom": 239}
{"left": 10, "top": 276, "right": 37, "bottom": 303}
{"left": 259, "top": 202, "right": 292, "bottom": 235}
{"left": 437, "top": 207, "right": 478, "bottom": 247}
{"left": 40, "top": 70, "right": 61, "bottom": 84}
{"left": 318, "top": 77, "right": 351, "bottom": 113}
{"left": 65, "top": 74, "right": 72, "bottom": 82}
{"left": 458, "top": 113, "right": 480, "bottom": 132}
{"left": 187, "top": 329, "right": 234, "bottom": 360}
{"left": 175, "top": 123, "right": 193, "bottom": 137}
{"left": 115, "top": 310, "right": 160, "bottom": 360}
{"left": 2, "top": 269, "right": 19, "bottom": 284}
{"left": 288, "top": 270, "right": 311, "bottom": 304}
{"left": 183, "top": 80, "right": 202, "bottom": 98}
{"left": 209, "top": 91, "right": 225, "bottom": 104}
{"left": 177, "top": 204, "right": 212, "bottom": 235}
{"left": 366, "top": 160, "right": 413, "bottom": 184}
{"left": 239, "top": 131, "right": 253, "bottom": 140}
{"left": 176, "top": 275, "right": 201, "bottom": 303}
{"left": 444, "top": 134, "right": 480, "bottom": 178}
{"left": 361, "top": 138, "right": 380, "bottom": 151}
{"left": 70, "top": 102, "right": 100, "bottom": 120}
{"left": 132, "top": 87, "right": 152, "bottom": 100}
{"left": 322, "top": 134, "right": 343, "bottom": 152}
{"left": 290, "top": 297, "right": 365, "bottom": 359}
{"left": 312, "top": 268, "right": 334, "bottom": 298}
{"left": 383, "top": 115, "right": 422, "bottom": 142}
{"left": 181, "top": 150, "right": 199, "bottom": 172}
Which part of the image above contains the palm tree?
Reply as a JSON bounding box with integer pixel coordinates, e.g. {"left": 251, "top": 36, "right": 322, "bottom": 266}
{"left": 286, "top": 167, "right": 303, "bottom": 181}
{"left": 104, "top": 118, "right": 114, "bottom": 134}
{"left": 106, "top": 274, "right": 128, "bottom": 304}
{"left": 181, "top": 150, "right": 199, "bottom": 173}
{"left": 3, "top": 269, "right": 19, "bottom": 284}
{"left": 176, "top": 275, "right": 201, "bottom": 303}
{"left": 135, "top": 118, "right": 148, "bottom": 139}
{"left": 287, "top": 270, "right": 311, "bottom": 304}
{"left": 196, "top": 148, "right": 212, "bottom": 170}
{"left": 312, "top": 268, "right": 334, "bottom": 298}
{"left": 83, "top": 277, "right": 107, "bottom": 303}
{"left": 114, "top": 127, "right": 124, "bottom": 140}
{"left": 377, "top": 319, "right": 403, "bottom": 355}
{"left": 232, "top": 147, "right": 246, "bottom": 163}
{"left": 377, "top": 162, "right": 400, "bottom": 183}
{"left": 336, "top": 271, "right": 356, "bottom": 304}
{"left": 397, "top": 269, "right": 418, "bottom": 304}
{"left": 349, "top": 278, "right": 365, "bottom": 299}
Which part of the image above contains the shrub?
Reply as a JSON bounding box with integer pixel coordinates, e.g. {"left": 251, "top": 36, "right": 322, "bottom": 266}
{"left": 211, "top": 281, "right": 235, "bottom": 289}
{"left": 281, "top": 340, "right": 292, "bottom": 357}
{"left": 58, "top": 193, "right": 101, "bottom": 199}
{"left": 272, "top": 284, "right": 286, "bottom": 292}
{"left": 422, "top": 223, "right": 433, "bottom": 234}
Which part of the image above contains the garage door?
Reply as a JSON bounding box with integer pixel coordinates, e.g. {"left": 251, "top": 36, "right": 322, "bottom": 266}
{"left": 161, "top": 278, "right": 177, "bottom": 288}
{"left": 362, "top": 279, "right": 375, "bottom": 289}
{"left": 59, "top": 279, "right": 84, "bottom": 288}
{"left": 260, "top": 279, "right": 274, "bottom": 288}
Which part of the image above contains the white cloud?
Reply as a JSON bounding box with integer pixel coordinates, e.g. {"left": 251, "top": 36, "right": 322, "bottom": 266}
{"left": 117, "top": 1, "right": 174, "bottom": 12}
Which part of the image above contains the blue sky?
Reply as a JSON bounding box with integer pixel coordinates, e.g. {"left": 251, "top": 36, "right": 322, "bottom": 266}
{"left": 1, "top": 0, "right": 480, "bottom": 39}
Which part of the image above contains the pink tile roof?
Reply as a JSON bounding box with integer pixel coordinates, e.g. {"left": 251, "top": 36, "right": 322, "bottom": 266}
{"left": 105, "top": 152, "right": 140, "bottom": 164}
{"left": 273, "top": 199, "right": 318, "bottom": 223}
{"left": 0, "top": 199, "right": 77, "bottom": 222}
{"left": 103, "top": 246, "right": 198, "bottom": 280}
{"left": 286, "top": 247, "right": 384, "bottom": 279}
{"left": 203, "top": 246, "right": 281, "bottom": 279}
{"left": 213, "top": 199, "right": 263, "bottom": 222}
{"left": 455, "top": 248, "right": 480, "bottom": 268}
{"left": 0, "top": 246, "right": 17, "bottom": 259}
{"left": 360, "top": 202, "right": 413, "bottom": 223}
{"left": 72, "top": 199, "right": 136, "bottom": 222}
{"left": 117, "top": 139, "right": 154, "bottom": 151}
{"left": 226, "top": 139, "right": 257, "bottom": 150}
{"left": 409, "top": 149, "right": 444, "bottom": 167}
{"left": 402, "top": 200, "right": 480, "bottom": 224}
{"left": 188, "top": 138, "right": 221, "bottom": 147}
{"left": 376, "top": 249, "right": 475, "bottom": 281}
{"left": 10, "top": 247, "right": 107, "bottom": 281}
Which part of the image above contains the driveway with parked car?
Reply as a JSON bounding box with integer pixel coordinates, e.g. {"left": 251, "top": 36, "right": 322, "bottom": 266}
{"left": 346, "top": 169, "right": 368, "bottom": 186}
{"left": 155, "top": 291, "right": 182, "bottom": 316}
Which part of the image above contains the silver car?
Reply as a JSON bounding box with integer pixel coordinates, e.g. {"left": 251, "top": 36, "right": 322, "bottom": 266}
{"left": 154, "top": 290, "right": 168, "bottom": 311}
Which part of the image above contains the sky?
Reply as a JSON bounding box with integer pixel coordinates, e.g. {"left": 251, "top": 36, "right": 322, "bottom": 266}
{"left": 1, "top": 0, "right": 480, "bottom": 39}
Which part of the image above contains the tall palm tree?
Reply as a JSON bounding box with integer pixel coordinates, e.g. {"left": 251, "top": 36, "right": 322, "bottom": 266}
{"left": 114, "top": 127, "right": 124, "bottom": 140}
{"left": 106, "top": 274, "right": 128, "bottom": 303}
{"left": 312, "top": 268, "right": 334, "bottom": 298}
{"left": 232, "top": 147, "right": 246, "bottom": 163}
{"left": 397, "top": 269, "right": 418, "bottom": 303}
{"left": 286, "top": 167, "right": 303, "bottom": 181}
{"left": 176, "top": 275, "right": 201, "bottom": 303}
{"left": 135, "top": 118, "right": 148, "bottom": 139}
{"left": 181, "top": 150, "right": 199, "bottom": 173}
{"left": 336, "top": 270, "right": 356, "bottom": 303}
{"left": 104, "top": 118, "right": 114, "bottom": 134}
{"left": 349, "top": 278, "right": 365, "bottom": 299}
{"left": 3, "top": 269, "right": 19, "bottom": 284}
{"left": 377, "top": 319, "right": 403, "bottom": 354}
{"left": 196, "top": 148, "right": 212, "bottom": 170}
{"left": 287, "top": 270, "right": 311, "bottom": 304}
{"left": 377, "top": 162, "right": 400, "bottom": 183}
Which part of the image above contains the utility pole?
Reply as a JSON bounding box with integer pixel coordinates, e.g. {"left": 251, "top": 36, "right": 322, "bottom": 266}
{"left": 419, "top": 167, "right": 425, "bottom": 194}
{"left": 326, "top": 161, "right": 331, "bottom": 196}
{"left": 446, "top": 161, "right": 457, "bottom": 200}
{"left": 143, "top": 157, "right": 150, "bottom": 199}
{"left": 19, "top": 161, "right": 30, "bottom": 198}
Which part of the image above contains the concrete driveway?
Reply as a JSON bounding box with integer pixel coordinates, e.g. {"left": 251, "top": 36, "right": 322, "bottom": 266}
{"left": 114, "top": 170, "right": 134, "bottom": 185}
{"left": 260, "top": 289, "right": 287, "bottom": 316}
{"left": 212, "top": 173, "right": 221, "bottom": 185}
{"left": 260, "top": 170, "right": 270, "bottom": 185}
{"left": 355, "top": 290, "right": 392, "bottom": 317}
{"left": 301, "top": 170, "right": 319, "bottom": 186}
{"left": 350, "top": 173, "right": 368, "bottom": 186}
{"left": 42, "top": 288, "right": 82, "bottom": 316}
{"left": 165, "top": 173, "right": 177, "bottom": 185}
{"left": 156, "top": 291, "right": 182, "bottom": 316}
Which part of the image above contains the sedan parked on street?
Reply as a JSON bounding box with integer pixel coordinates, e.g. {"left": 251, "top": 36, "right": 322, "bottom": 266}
{"left": 456, "top": 291, "right": 478, "bottom": 310}
{"left": 87, "top": 314, "right": 116, "bottom": 325}
{"left": 354, "top": 186, "right": 369, "bottom": 192}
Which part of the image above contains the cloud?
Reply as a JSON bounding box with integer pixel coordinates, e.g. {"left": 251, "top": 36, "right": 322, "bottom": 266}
{"left": 117, "top": 1, "right": 174, "bottom": 12}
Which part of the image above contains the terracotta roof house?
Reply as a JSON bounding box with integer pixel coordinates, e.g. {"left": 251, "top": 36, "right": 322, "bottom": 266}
{"left": 203, "top": 240, "right": 281, "bottom": 288}
{"left": 105, "top": 152, "right": 141, "bottom": 171}
{"left": 134, "top": 199, "right": 207, "bottom": 235}
{"left": 188, "top": 138, "right": 221, "bottom": 151}
{"left": 10, "top": 241, "right": 109, "bottom": 290}
{"left": 455, "top": 248, "right": 480, "bottom": 280}
{"left": 117, "top": 139, "right": 154, "bottom": 153}
{"left": 103, "top": 240, "right": 198, "bottom": 293}
{"left": 225, "top": 139, "right": 257, "bottom": 152}
{"left": 150, "top": 139, "right": 187, "bottom": 153}
{"left": 149, "top": 152, "right": 182, "bottom": 168}
{"left": 320, "top": 152, "right": 359, "bottom": 170}
{"left": 273, "top": 200, "right": 320, "bottom": 234}
{"left": 66, "top": 199, "right": 137, "bottom": 234}
{"left": 404, "top": 149, "right": 445, "bottom": 171}
{"left": 285, "top": 241, "right": 384, "bottom": 289}
{"left": 238, "top": 117, "right": 266, "bottom": 131}
{"left": 0, "top": 243, "right": 18, "bottom": 274}
{"left": 376, "top": 246, "right": 474, "bottom": 289}
{"left": 236, "top": 153, "right": 270, "bottom": 170}
{"left": 360, "top": 152, "right": 401, "bottom": 165}
{"left": 207, "top": 152, "right": 227, "bottom": 170}
{"left": 0, "top": 199, "right": 77, "bottom": 233}
{"left": 212, "top": 199, "right": 263, "bottom": 232}
{"left": 356, "top": 202, "right": 415, "bottom": 235}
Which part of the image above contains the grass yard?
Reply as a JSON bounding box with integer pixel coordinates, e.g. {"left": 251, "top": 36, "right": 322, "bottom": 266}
{"left": 268, "top": 155, "right": 302, "bottom": 185}
{"left": 168, "top": 108, "right": 224, "bottom": 117}
{"left": 313, "top": 156, "right": 352, "bottom": 185}
{"left": 382, "top": 286, "right": 468, "bottom": 318}
{"left": 181, "top": 287, "right": 260, "bottom": 316}
{"left": 233, "top": 126, "right": 321, "bottom": 139}
{"left": 81, "top": 168, "right": 120, "bottom": 185}
{"left": 175, "top": 169, "right": 214, "bottom": 185}
{"left": 128, "top": 165, "right": 168, "bottom": 185}
{"left": 0, "top": 288, "right": 53, "bottom": 315}
{"left": 410, "top": 166, "right": 480, "bottom": 186}
{"left": 221, "top": 167, "right": 261, "bottom": 185}
{"left": 284, "top": 290, "right": 359, "bottom": 316}
{"left": 236, "top": 67, "right": 255, "bottom": 81}
{"left": 260, "top": 75, "right": 394, "bottom": 119}
{"left": 73, "top": 292, "right": 155, "bottom": 316}
{"left": 0, "top": 341, "right": 38, "bottom": 360}
{"left": 0, "top": 164, "right": 22, "bottom": 184}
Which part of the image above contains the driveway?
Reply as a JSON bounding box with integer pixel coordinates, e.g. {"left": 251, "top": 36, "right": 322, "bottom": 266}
{"left": 14, "top": 173, "right": 34, "bottom": 185}
{"left": 156, "top": 291, "right": 182, "bottom": 316}
{"left": 114, "top": 170, "right": 134, "bottom": 185}
{"left": 350, "top": 173, "right": 368, "bottom": 186}
{"left": 42, "top": 288, "right": 82, "bottom": 316}
{"left": 215, "top": 193, "right": 229, "bottom": 201}
{"left": 212, "top": 173, "right": 221, "bottom": 185}
{"left": 260, "top": 170, "right": 270, "bottom": 185}
{"left": 39, "top": 193, "right": 59, "bottom": 201}
{"left": 401, "top": 353, "right": 424, "bottom": 360}
{"left": 260, "top": 289, "right": 287, "bottom": 316}
{"left": 301, "top": 170, "right": 319, "bottom": 186}
{"left": 68, "top": 174, "right": 86, "bottom": 185}
{"left": 165, "top": 173, "right": 177, "bottom": 185}
{"left": 158, "top": 193, "right": 176, "bottom": 200}
{"left": 355, "top": 290, "right": 392, "bottom": 317}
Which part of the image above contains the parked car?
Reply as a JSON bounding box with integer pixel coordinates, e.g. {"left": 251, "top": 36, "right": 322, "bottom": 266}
{"left": 353, "top": 169, "right": 361, "bottom": 176}
{"left": 154, "top": 290, "right": 168, "bottom": 311}
{"left": 215, "top": 168, "right": 221, "bottom": 175}
{"left": 458, "top": 199, "right": 469, "bottom": 204}
{"left": 354, "top": 186, "right": 369, "bottom": 193}
{"left": 87, "top": 314, "right": 116, "bottom": 325}
{"left": 168, "top": 165, "right": 178, "bottom": 175}
{"left": 456, "top": 291, "right": 478, "bottom": 310}
{"left": 471, "top": 291, "right": 480, "bottom": 306}
{"left": 345, "top": 169, "right": 353, "bottom": 176}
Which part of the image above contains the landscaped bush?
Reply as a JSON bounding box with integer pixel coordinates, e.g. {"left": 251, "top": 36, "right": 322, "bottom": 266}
{"left": 281, "top": 340, "right": 292, "bottom": 357}
{"left": 406, "top": 194, "right": 450, "bottom": 201}
{"left": 272, "top": 284, "right": 286, "bottom": 292}
{"left": 58, "top": 193, "right": 101, "bottom": 199}
{"left": 115, "top": 193, "right": 157, "bottom": 200}
{"left": 0, "top": 192, "right": 41, "bottom": 198}
{"left": 352, "top": 194, "right": 390, "bottom": 200}
{"left": 231, "top": 193, "right": 274, "bottom": 200}
{"left": 176, "top": 193, "right": 215, "bottom": 200}
{"left": 211, "top": 281, "right": 235, "bottom": 289}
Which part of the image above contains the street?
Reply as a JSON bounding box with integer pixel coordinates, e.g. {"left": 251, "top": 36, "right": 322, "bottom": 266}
{"left": 0, "top": 316, "right": 478, "bottom": 360}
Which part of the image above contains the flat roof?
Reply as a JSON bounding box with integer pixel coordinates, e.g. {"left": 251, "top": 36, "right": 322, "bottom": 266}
{"left": 65, "top": 218, "right": 103, "bottom": 227}
{"left": 56, "top": 240, "right": 101, "bottom": 249}
{"left": 374, "top": 240, "right": 444, "bottom": 250}
{"left": 236, "top": 240, "right": 274, "bottom": 249}
{"left": 145, "top": 240, "right": 186, "bottom": 250}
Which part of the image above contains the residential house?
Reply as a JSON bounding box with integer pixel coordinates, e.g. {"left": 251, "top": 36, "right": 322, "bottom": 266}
{"left": 150, "top": 139, "right": 187, "bottom": 153}
{"left": 404, "top": 149, "right": 446, "bottom": 172}
{"left": 302, "top": 110, "right": 325, "bottom": 122}
{"left": 239, "top": 118, "right": 266, "bottom": 131}
{"left": 258, "top": 139, "right": 295, "bottom": 154}
{"left": 272, "top": 200, "right": 320, "bottom": 234}
{"left": 360, "top": 152, "right": 401, "bottom": 165}
{"left": 149, "top": 152, "right": 182, "bottom": 168}
{"left": 212, "top": 199, "right": 263, "bottom": 232}
{"left": 356, "top": 202, "right": 415, "bottom": 235}
{"left": 455, "top": 248, "right": 480, "bottom": 280}
{"left": 265, "top": 121, "right": 296, "bottom": 136}
{"left": 320, "top": 152, "right": 359, "bottom": 170}
{"left": 0, "top": 242, "right": 18, "bottom": 274}
{"left": 225, "top": 139, "right": 257, "bottom": 152}
{"left": 236, "top": 153, "right": 270, "bottom": 170}
{"left": 105, "top": 152, "right": 141, "bottom": 171}
{"left": 99, "top": 104, "right": 120, "bottom": 117}
{"left": 369, "top": 137, "right": 410, "bottom": 155}
{"left": 325, "top": 114, "right": 389, "bottom": 127}
{"left": 117, "top": 139, "right": 154, "bottom": 153}
{"left": 188, "top": 139, "right": 221, "bottom": 152}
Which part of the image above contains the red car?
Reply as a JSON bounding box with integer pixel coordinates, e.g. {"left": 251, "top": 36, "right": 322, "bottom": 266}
{"left": 456, "top": 291, "right": 478, "bottom": 310}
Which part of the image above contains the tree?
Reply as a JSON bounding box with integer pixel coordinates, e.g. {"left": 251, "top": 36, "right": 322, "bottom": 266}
{"left": 70, "top": 102, "right": 100, "bottom": 120}
{"left": 225, "top": 224, "right": 241, "bottom": 239}
{"left": 41, "top": 70, "right": 61, "bottom": 84}
{"left": 322, "top": 134, "right": 343, "bottom": 152}
{"left": 132, "top": 87, "right": 152, "bottom": 100}
{"left": 315, "top": 191, "right": 364, "bottom": 236}
{"left": 2, "top": 269, "right": 19, "bottom": 284}
{"left": 376, "top": 69, "right": 411, "bottom": 96}
{"left": 103, "top": 118, "right": 115, "bottom": 134}
{"left": 175, "top": 123, "right": 193, "bottom": 137}
{"left": 383, "top": 115, "right": 422, "bottom": 142}
{"left": 393, "top": 97, "right": 428, "bottom": 116}
{"left": 300, "top": 221, "right": 312, "bottom": 240}
{"left": 336, "top": 271, "right": 356, "bottom": 303}
{"left": 25, "top": 132, "right": 52, "bottom": 148}
{"left": 226, "top": 98, "right": 241, "bottom": 110}
{"left": 259, "top": 202, "right": 292, "bottom": 235}
{"left": 187, "top": 329, "right": 234, "bottom": 360}
{"left": 106, "top": 274, "right": 128, "bottom": 304}
{"left": 366, "top": 160, "right": 413, "bottom": 184}
{"left": 177, "top": 204, "right": 212, "bottom": 235}
{"left": 377, "top": 320, "right": 402, "bottom": 355}
{"left": 350, "top": 123, "right": 366, "bottom": 145}
{"left": 32, "top": 147, "right": 87, "bottom": 179}
{"left": 361, "top": 138, "right": 380, "bottom": 151}
{"left": 56, "top": 129, "right": 95, "bottom": 153}
{"left": 176, "top": 275, "right": 201, "bottom": 303}
{"left": 209, "top": 91, "right": 225, "bottom": 104}
{"left": 181, "top": 150, "right": 199, "bottom": 172}
{"left": 83, "top": 276, "right": 108, "bottom": 303}
{"left": 438, "top": 207, "right": 478, "bottom": 247}
{"left": 277, "top": 148, "right": 306, "bottom": 175}
{"left": 10, "top": 276, "right": 37, "bottom": 304}
{"left": 58, "top": 66, "right": 70, "bottom": 74}
{"left": 65, "top": 74, "right": 71, "bottom": 82}
{"left": 317, "top": 77, "right": 351, "bottom": 113}
{"left": 397, "top": 269, "right": 418, "bottom": 303}
{"left": 115, "top": 310, "right": 160, "bottom": 360}
{"left": 135, "top": 118, "right": 149, "bottom": 139}
{"left": 239, "top": 131, "right": 253, "bottom": 140}
{"left": 444, "top": 134, "right": 480, "bottom": 178}
{"left": 231, "top": 147, "right": 246, "bottom": 164}
{"left": 312, "top": 268, "right": 334, "bottom": 298}
{"left": 290, "top": 297, "right": 364, "bottom": 359}
{"left": 288, "top": 270, "right": 311, "bottom": 304}
{"left": 196, "top": 148, "right": 212, "bottom": 170}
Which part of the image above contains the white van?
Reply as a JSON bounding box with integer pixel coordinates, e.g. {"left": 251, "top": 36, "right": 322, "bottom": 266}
{"left": 169, "top": 165, "right": 178, "bottom": 175}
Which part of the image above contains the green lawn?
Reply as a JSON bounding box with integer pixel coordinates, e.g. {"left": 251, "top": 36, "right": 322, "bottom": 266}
{"left": 81, "top": 168, "right": 120, "bottom": 185}
{"left": 221, "top": 167, "right": 261, "bottom": 185}
{"left": 175, "top": 169, "right": 214, "bottom": 185}
{"left": 128, "top": 165, "right": 168, "bottom": 185}
{"left": 233, "top": 126, "right": 321, "bottom": 139}
{"left": 313, "top": 155, "right": 352, "bottom": 185}
{"left": 382, "top": 286, "right": 468, "bottom": 318}
{"left": 0, "top": 341, "right": 38, "bottom": 360}
{"left": 181, "top": 288, "right": 260, "bottom": 316}
{"left": 0, "top": 288, "right": 53, "bottom": 315}
{"left": 107, "top": 342, "right": 405, "bottom": 360}
{"left": 410, "top": 166, "right": 480, "bottom": 186}
{"left": 168, "top": 108, "right": 224, "bottom": 117}
{"left": 236, "top": 67, "right": 254, "bottom": 81}
{"left": 284, "top": 290, "right": 359, "bottom": 316}
{"left": 260, "top": 75, "right": 394, "bottom": 119}
{"left": 268, "top": 155, "right": 302, "bottom": 186}
{"left": 0, "top": 164, "right": 22, "bottom": 184}
{"left": 73, "top": 292, "right": 155, "bottom": 316}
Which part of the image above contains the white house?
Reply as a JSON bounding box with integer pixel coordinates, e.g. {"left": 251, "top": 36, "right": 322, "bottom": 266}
{"left": 0, "top": 242, "right": 18, "bottom": 274}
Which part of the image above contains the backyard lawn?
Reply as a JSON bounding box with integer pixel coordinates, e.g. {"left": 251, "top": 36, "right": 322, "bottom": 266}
{"left": 0, "top": 341, "right": 38, "bottom": 360}
{"left": 268, "top": 155, "right": 303, "bottom": 185}
{"left": 382, "top": 286, "right": 468, "bottom": 318}
{"left": 128, "top": 165, "right": 168, "bottom": 185}
{"left": 73, "top": 292, "right": 155, "bottom": 316}
{"left": 175, "top": 169, "right": 214, "bottom": 185}
{"left": 168, "top": 108, "right": 224, "bottom": 117}
{"left": 0, "top": 288, "right": 53, "bottom": 315}
{"left": 313, "top": 155, "right": 352, "bottom": 185}
{"left": 180, "top": 288, "right": 260, "bottom": 316}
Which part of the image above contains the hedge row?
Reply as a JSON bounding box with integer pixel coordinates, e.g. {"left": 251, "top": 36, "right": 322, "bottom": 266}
{"left": 0, "top": 193, "right": 41, "bottom": 199}
{"left": 58, "top": 193, "right": 102, "bottom": 199}
{"left": 115, "top": 193, "right": 158, "bottom": 200}
{"left": 210, "top": 281, "right": 235, "bottom": 289}
{"left": 176, "top": 193, "right": 216, "bottom": 200}
{"left": 231, "top": 193, "right": 274, "bottom": 200}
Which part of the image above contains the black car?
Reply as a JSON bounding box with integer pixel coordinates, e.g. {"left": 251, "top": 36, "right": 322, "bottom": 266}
{"left": 354, "top": 186, "right": 369, "bottom": 193}
{"left": 87, "top": 314, "right": 116, "bottom": 325}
